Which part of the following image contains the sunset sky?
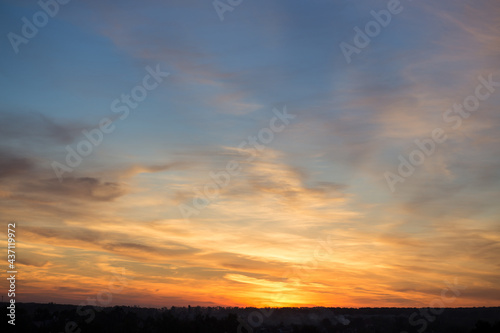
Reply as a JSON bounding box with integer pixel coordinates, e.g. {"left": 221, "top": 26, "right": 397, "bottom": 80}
{"left": 1, "top": 0, "right": 499, "bottom": 308}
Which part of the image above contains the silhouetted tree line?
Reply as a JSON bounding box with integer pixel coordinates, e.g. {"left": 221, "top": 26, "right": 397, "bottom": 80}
{"left": 1, "top": 303, "right": 499, "bottom": 333}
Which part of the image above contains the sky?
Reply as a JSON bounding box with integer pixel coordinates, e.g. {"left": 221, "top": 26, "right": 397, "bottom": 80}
{"left": 0, "top": 0, "right": 499, "bottom": 308}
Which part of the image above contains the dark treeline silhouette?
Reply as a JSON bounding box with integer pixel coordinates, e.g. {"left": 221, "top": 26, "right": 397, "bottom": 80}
{"left": 2, "top": 303, "right": 499, "bottom": 333}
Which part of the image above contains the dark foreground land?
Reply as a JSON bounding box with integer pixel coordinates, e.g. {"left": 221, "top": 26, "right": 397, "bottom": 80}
{"left": 2, "top": 302, "right": 499, "bottom": 333}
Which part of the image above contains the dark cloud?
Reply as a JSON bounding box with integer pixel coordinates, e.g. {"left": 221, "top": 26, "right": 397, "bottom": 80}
{"left": 20, "top": 177, "right": 126, "bottom": 201}
{"left": 0, "top": 150, "right": 34, "bottom": 178}
{"left": 38, "top": 114, "right": 85, "bottom": 145}
{"left": 103, "top": 241, "right": 198, "bottom": 257}
{"left": 202, "top": 251, "right": 295, "bottom": 277}
{"left": 0, "top": 110, "right": 86, "bottom": 145}
{"left": 23, "top": 226, "right": 201, "bottom": 260}
{"left": 25, "top": 226, "right": 103, "bottom": 244}
{"left": 17, "top": 254, "right": 49, "bottom": 268}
